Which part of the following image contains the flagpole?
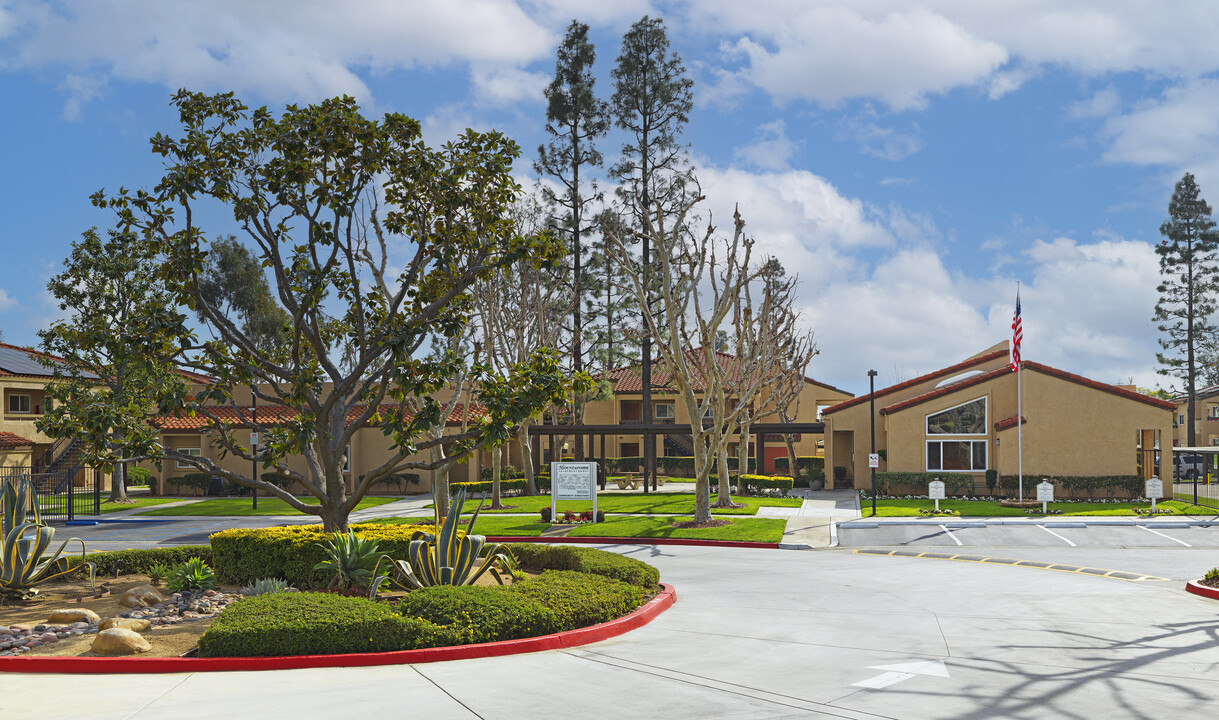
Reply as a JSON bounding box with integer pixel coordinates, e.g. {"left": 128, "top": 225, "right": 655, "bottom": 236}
{"left": 1016, "top": 282, "right": 1023, "bottom": 502}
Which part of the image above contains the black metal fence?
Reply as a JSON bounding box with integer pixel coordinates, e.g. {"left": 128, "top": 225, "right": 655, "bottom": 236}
{"left": 0, "top": 465, "right": 101, "bottom": 524}
{"left": 1174, "top": 479, "right": 1219, "bottom": 510}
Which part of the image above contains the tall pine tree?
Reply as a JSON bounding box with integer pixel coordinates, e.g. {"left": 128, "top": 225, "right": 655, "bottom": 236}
{"left": 535, "top": 20, "right": 609, "bottom": 457}
{"left": 1155, "top": 172, "right": 1219, "bottom": 447}
{"left": 610, "top": 15, "right": 694, "bottom": 486}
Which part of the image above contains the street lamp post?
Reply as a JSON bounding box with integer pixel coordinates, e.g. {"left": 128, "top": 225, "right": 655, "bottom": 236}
{"left": 251, "top": 390, "right": 258, "bottom": 510}
{"left": 868, "top": 369, "right": 878, "bottom": 517}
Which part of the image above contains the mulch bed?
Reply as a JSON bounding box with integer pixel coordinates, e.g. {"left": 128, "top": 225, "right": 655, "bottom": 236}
{"left": 671, "top": 519, "right": 732, "bottom": 529}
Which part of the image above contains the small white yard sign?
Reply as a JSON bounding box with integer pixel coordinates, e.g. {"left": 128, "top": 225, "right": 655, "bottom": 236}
{"left": 928, "top": 479, "right": 945, "bottom": 512}
{"left": 550, "top": 462, "right": 598, "bottom": 523}
{"left": 868, "top": 453, "right": 880, "bottom": 468}
{"left": 1146, "top": 477, "right": 1163, "bottom": 511}
{"left": 1036, "top": 480, "right": 1054, "bottom": 514}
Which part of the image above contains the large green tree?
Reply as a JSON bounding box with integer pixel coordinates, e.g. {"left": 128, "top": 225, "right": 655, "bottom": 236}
{"left": 79, "top": 90, "right": 572, "bottom": 531}
{"left": 535, "top": 20, "right": 610, "bottom": 456}
{"left": 1155, "top": 172, "right": 1219, "bottom": 447}
{"left": 38, "top": 228, "right": 187, "bottom": 502}
{"left": 197, "top": 235, "right": 291, "bottom": 354}
{"left": 610, "top": 15, "right": 695, "bottom": 487}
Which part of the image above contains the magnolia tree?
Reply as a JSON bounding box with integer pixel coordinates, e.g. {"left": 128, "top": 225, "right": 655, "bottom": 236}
{"left": 78, "top": 90, "right": 573, "bottom": 532}
{"left": 608, "top": 188, "right": 781, "bottom": 523}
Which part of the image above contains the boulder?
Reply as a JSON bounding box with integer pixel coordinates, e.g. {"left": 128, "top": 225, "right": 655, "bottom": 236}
{"left": 99, "top": 617, "right": 152, "bottom": 633}
{"left": 45, "top": 608, "right": 101, "bottom": 625}
{"left": 120, "top": 585, "right": 167, "bottom": 608}
{"left": 90, "top": 628, "right": 151, "bottom": 655}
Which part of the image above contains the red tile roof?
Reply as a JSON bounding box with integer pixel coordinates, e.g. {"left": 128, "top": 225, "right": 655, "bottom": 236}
{"left": 0, "top": 431, "right": 35, "bottom": 450}
{"left": 994, "top": 415, "right": 1026, "bottom": 431}
{"left": 151, "top": 402, "right": 483, "bottom": 431}
{"left": 822, "top": 350, "right": 1008, "bottom": 416}
{"left": 878, "top": 360, "right": 1177, "bottom": 416}
{"left": 596, "top": 349, "right": 849, "bottom": 396}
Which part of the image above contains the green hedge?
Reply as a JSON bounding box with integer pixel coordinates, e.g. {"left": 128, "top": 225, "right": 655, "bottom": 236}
{"left": 607, "top": 456, "right": 643, "bottom": 472}
{"left": 397, "top": 585, "right": 560, "bottom": 644}
{"left": 772, "top": 456, "right": 825, "bottom": 485}
{"left": 198, "top": 593, "right": 450, "bottom": 657}
{"left": 505, "top": 543, "right": 659, "bottom": 588}
{"left": 875, "top": 471, "right": 976, "bottom": 496}
{"left": 509, "top": 570, "right": 644, "bottom": 631}
{"left": 210, "top": 523, "right": 432, "bottom": 589}
{"left": 739, "top": 474, "right": 794, "bottom": 494}
{"left": 64, "top": 545, "right": 213, "bottom": 577}
{"left": 166, "top": 473, "right": 213, "bottom": 494}
{"left": 126, "top": 467, "right": 152, "bottom": 487}
{"left": 999, "top": 474, "right": 1144, "bottom": 499}
{"left": 451, "top": 478, "right": 528, "bottom": 494}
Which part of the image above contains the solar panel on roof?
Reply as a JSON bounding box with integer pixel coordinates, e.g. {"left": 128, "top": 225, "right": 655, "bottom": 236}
{"left": 0, "top": 346, "right": 97, "bottom": 379}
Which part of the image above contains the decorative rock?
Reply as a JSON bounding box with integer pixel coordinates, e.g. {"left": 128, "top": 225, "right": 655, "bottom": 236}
{"left": 45, "top": 609, "right": 101, "bottom": 625}
{"left": 120, "top": 585, "right": 167, "bottom": 608}
{"left": 90, "top": 628, "right": 151, "bottom": 655}
{"left": 0, "top": 627, "right": 9, "bottom": 635}
{"left": 99, "top": 618, "right": 152, "bottom": 633}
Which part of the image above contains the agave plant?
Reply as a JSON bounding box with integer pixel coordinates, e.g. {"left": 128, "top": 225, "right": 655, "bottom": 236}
{"left": 314, "top": 531, "right": 382, "bottom": 590}
{"left": 166, "top": 557, "right": 216, "bottom": 593}
{"left": 372, "top": 489, "right": 514, "bottom": 596}
{"left": 241, "top": 577, "right": 295, "bottom": 596}
{"left": 1, "top": 475, "right": 95, "bottom": 601}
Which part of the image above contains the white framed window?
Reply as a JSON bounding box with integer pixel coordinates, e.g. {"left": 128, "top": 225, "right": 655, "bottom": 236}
{"left": 927, "top": 440, "right": 987, "bottom": 471}
{"left": 655, "top": 402, "right": 676, "bottom": 419}
{"left": 176, "top": 447, "right": 201, "bottom": 469}
{"left": 1181, "top": 413, "right": 1186, "bottom": 424}
{"left": 8, "top": 394, "right": 30, "bottom": 414}
{"left": 343, "top": 445, "right": 351, "bottom": 473}
{"left": 926, "top": 398, "right": 987, "bottom": 435}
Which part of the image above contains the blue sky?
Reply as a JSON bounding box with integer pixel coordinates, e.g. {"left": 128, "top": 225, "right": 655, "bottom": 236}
{"left": 2, "top": 1, "right": 1218, "bottom": 396}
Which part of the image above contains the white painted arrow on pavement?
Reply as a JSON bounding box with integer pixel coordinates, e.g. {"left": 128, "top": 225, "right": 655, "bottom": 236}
{"left": 851, "top": 660, "right": 950, "bottom": 689}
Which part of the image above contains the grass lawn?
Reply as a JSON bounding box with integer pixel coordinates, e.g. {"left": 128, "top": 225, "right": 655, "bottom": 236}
{"left": 453, "top": 492, "right": 801, "bottom": 516}
{"left": 357, "top": 515, "right": 551, "bottom": 537}
{"left": 566, "top": 516, "right": 787, "bottom": 543}
{"left": 861, "top": 498, "right": 1219, "bottom": 517}
{"left": 37, "top": 496, "right": 187, "bottom": 515}
{"left": 135, "top": 496, "right": 399, "bottom": 517}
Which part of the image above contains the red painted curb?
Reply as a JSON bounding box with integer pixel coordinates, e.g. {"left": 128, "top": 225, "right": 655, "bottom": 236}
{"left": 1186, "top": 580, "right": 1219, "bottom": 600}
{"left": 488, "top": 536, "right": 780, "bottom": 549}
{"left": 0, "top": 584, "right": 676, "bottom": 674}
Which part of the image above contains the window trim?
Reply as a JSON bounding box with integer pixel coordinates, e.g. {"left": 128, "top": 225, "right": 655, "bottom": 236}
{"left": 654, "top": 402, "right": 676, "bottom": 419}
{"left": 176, "top": 447, "right": 201, "bottom": 469}
{"left": 925, "top": 397, "right": 988, "bottom": 436}
{"left": 926, "top": 439, "right": 987, "bottom": 472}
{"left": 8, "top": 394, "right": 31, "bottom": 414}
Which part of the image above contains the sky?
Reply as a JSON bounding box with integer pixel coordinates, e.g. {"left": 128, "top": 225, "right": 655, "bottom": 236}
{"left": 2, "top": 1, "right": 1219, "bottom": 397}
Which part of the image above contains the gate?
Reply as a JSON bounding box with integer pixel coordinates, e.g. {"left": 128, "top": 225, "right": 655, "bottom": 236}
{"left": 0, "top": 466, "right": 101, "bottom": 524}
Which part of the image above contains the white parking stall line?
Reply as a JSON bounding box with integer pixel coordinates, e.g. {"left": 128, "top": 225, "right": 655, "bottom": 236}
{"left": 1039, "top": 525, "right": 1077, "bottom": 547}
{"left": 938, "top": 524, "right": 963, "bottom": 546}
{"left": 1141, "top": 525, "right": 1191, "bottom": 547}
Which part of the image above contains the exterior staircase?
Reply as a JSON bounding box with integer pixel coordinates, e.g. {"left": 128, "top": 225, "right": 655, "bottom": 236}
{"left": 36, "top": 438, "right": 85, "bottom": 493}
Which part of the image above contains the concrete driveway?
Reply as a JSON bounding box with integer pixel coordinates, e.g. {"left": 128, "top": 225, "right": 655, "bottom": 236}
{"left": 6, "top": 540, "right": 1219, "bottom": 720}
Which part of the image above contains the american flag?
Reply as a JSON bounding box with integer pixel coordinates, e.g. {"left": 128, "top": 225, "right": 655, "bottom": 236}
{"left": 1010, "top": 289, "right": 1022, "bottom": 372}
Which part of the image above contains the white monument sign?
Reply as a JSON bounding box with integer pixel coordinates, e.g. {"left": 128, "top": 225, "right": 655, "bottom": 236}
{"left": 928, "top": 479, "right": 945, "bottom": 512}
{"left": 1036, "top": 480, "right": 1054, "bottom": 514}
{"left": 550, "top": 462, "right": 598, "bottom": 523}
{"left": 1145, "top": 477, "right": 1163, "bottom": 512}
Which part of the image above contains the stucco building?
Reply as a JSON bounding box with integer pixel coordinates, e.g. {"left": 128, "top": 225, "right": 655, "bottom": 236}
{"left": 822, "top": 342, "right": 1174, "bottom": 492}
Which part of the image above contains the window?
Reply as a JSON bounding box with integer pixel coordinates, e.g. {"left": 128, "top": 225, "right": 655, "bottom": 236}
{"left": 1210, "top": 407, "right": 1219, "bottom": 419}
{"left": 8, "top": 394, "right": 30, "bottom": 414}
{"left": 620, "top": 442, "right": 639, "bottom": 457}
{"left": 176, "top": 447, "right": 201, "bottom": 469}
{"left": 1181, "top": 414, "right": 1186, "bottom": 424}
{"left": 927, "top": 440, "right": 987, "bottom": 471}
{"left": 343, "top": 445, "right": 351, "bottom": 473}
{"left": 655, "top": 402, "right": 675, "bottom": 419}
{"left": 926, "top": 398, "right": 986, "bottom": 435}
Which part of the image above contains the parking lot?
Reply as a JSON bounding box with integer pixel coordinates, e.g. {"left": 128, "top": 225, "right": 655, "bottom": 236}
{"left": 838, "top": 519, "right": 1219, "bottom": 548}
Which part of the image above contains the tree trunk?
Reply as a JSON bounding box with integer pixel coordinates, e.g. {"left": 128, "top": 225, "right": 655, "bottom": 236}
{"left": 490, "top": 446, "right": 504, "bottom": 510}
{"left": 735, "top": 420, "right": 751, "bottom": 495}
{"left": 108, "top": 461, "right": 129, "bottom": 503}
{"left": 319, "top": 500, "right": 349, "bottom": 533}
{"left": 432, "top": 443, "right": 450, "bottom": 518}
{"left": 518, "top": 423, "right": 536, "bottom": 495}
{"left": 714, "top": 443, "right": 736, "bottom": 508}
{"left": 693, "top": 441, "right": 712, "bottom": 523}
{"left": 784, "top": 433, "right": 799, "bottom": 482}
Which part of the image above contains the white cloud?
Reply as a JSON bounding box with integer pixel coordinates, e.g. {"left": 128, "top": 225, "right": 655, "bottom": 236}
{"left": 0, "top": 288, "right": 16, "bottom": 312}
{"left": 1069, "top": 86, "right": 1121, "bottom": 120}
{"left": 732, "top": 119, "right": 798, "bottom": 171}
{"left": 57, "top": 72, "right": 105, "bottom": 121}
{"left": 1102, "top": 79, "right": 1219, "bottom": 168}
{"left": 471, "top": 65, "right": 549, "bottom": 107}
{"left": 2, "top": 0, "right": 554, "bottom": 110}
{"left": 835, "top": 107, "right": 923, "bottom": 160}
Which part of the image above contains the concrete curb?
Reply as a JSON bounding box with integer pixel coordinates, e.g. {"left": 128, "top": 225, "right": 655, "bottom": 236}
{"left": 1186, "top": 580, "right": 1219, "bottom": 600}
{"left": 0, "top": 584, "right": 677, "bottom": 674}
{"left": 489, "top": 536, "right": 780, "bottom": 549}
{"left": 838, "top": 518, "right": 1219, "bottom": 528}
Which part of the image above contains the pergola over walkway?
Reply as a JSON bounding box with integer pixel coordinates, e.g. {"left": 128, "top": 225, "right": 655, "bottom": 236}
{"left": 528, "top": 422, "right": 825, "bottom": 492}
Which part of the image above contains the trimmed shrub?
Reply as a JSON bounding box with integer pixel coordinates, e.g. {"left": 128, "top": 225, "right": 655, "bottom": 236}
{"left": 505, "top": 543, "right": 659, "bottom": 588}
{"left": 659, "top": 456, "right": 696, "bottom": 476}
{"left": 534, "top": 474, "right": 551, "bottom": 492}
{"left": 510, "top": 570, "right": 644, "bottom": 631}
{"left": 397, "top": 585, "right": 561, "bottom": 644}
{"left": 64, "top": 545, "right": 213, "bottom": 577}
{"left": 739, "top": 474, "right": 794, "bottom": 495}
{"left": 165, "top": 473, "right": 213, "bottom": 495}
{"left": 210, "top": 523, "right": 433, "bottom": 589}
{"left": 875, "top": 471, "right": 975, "bottom": 497}
{"left": 198, "top": 592, "right": 451, "bottom": 657}
{"left": 451, "top": 478, "right": 528, "bottom": 494}
{"left": 1007, "top": 475, "right": 1144, "bottom": 500}
{"left": 773, "top": 456, "right": 824, "bottom": 476}
{"left": 607, "top": 456, "right": 643, "bottom": 473}
{"left": 126, "top": 467, "right": 152, "bottom": 487}
{"left": 985, "top": 469, "right": 999, "bottom": 494}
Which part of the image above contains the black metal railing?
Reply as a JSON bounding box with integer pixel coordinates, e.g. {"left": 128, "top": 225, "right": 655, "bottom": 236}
{"left": 0, "top": 465, "right": 101, "bottom": 524}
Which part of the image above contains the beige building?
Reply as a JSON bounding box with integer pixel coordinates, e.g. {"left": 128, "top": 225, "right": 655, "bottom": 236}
{"left": 1170, "top": 386, "right": 1219, "bottom": 447}
{"left": 0, "top": 343, "right": 84, "bottom": 470}
{"left": 823, "top": 342, "right": 1174, "bottom": 491}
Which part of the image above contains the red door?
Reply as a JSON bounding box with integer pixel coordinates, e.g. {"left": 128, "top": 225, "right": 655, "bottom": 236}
{"left": 763, "top": 446, "right": 789, "bottom": 475}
